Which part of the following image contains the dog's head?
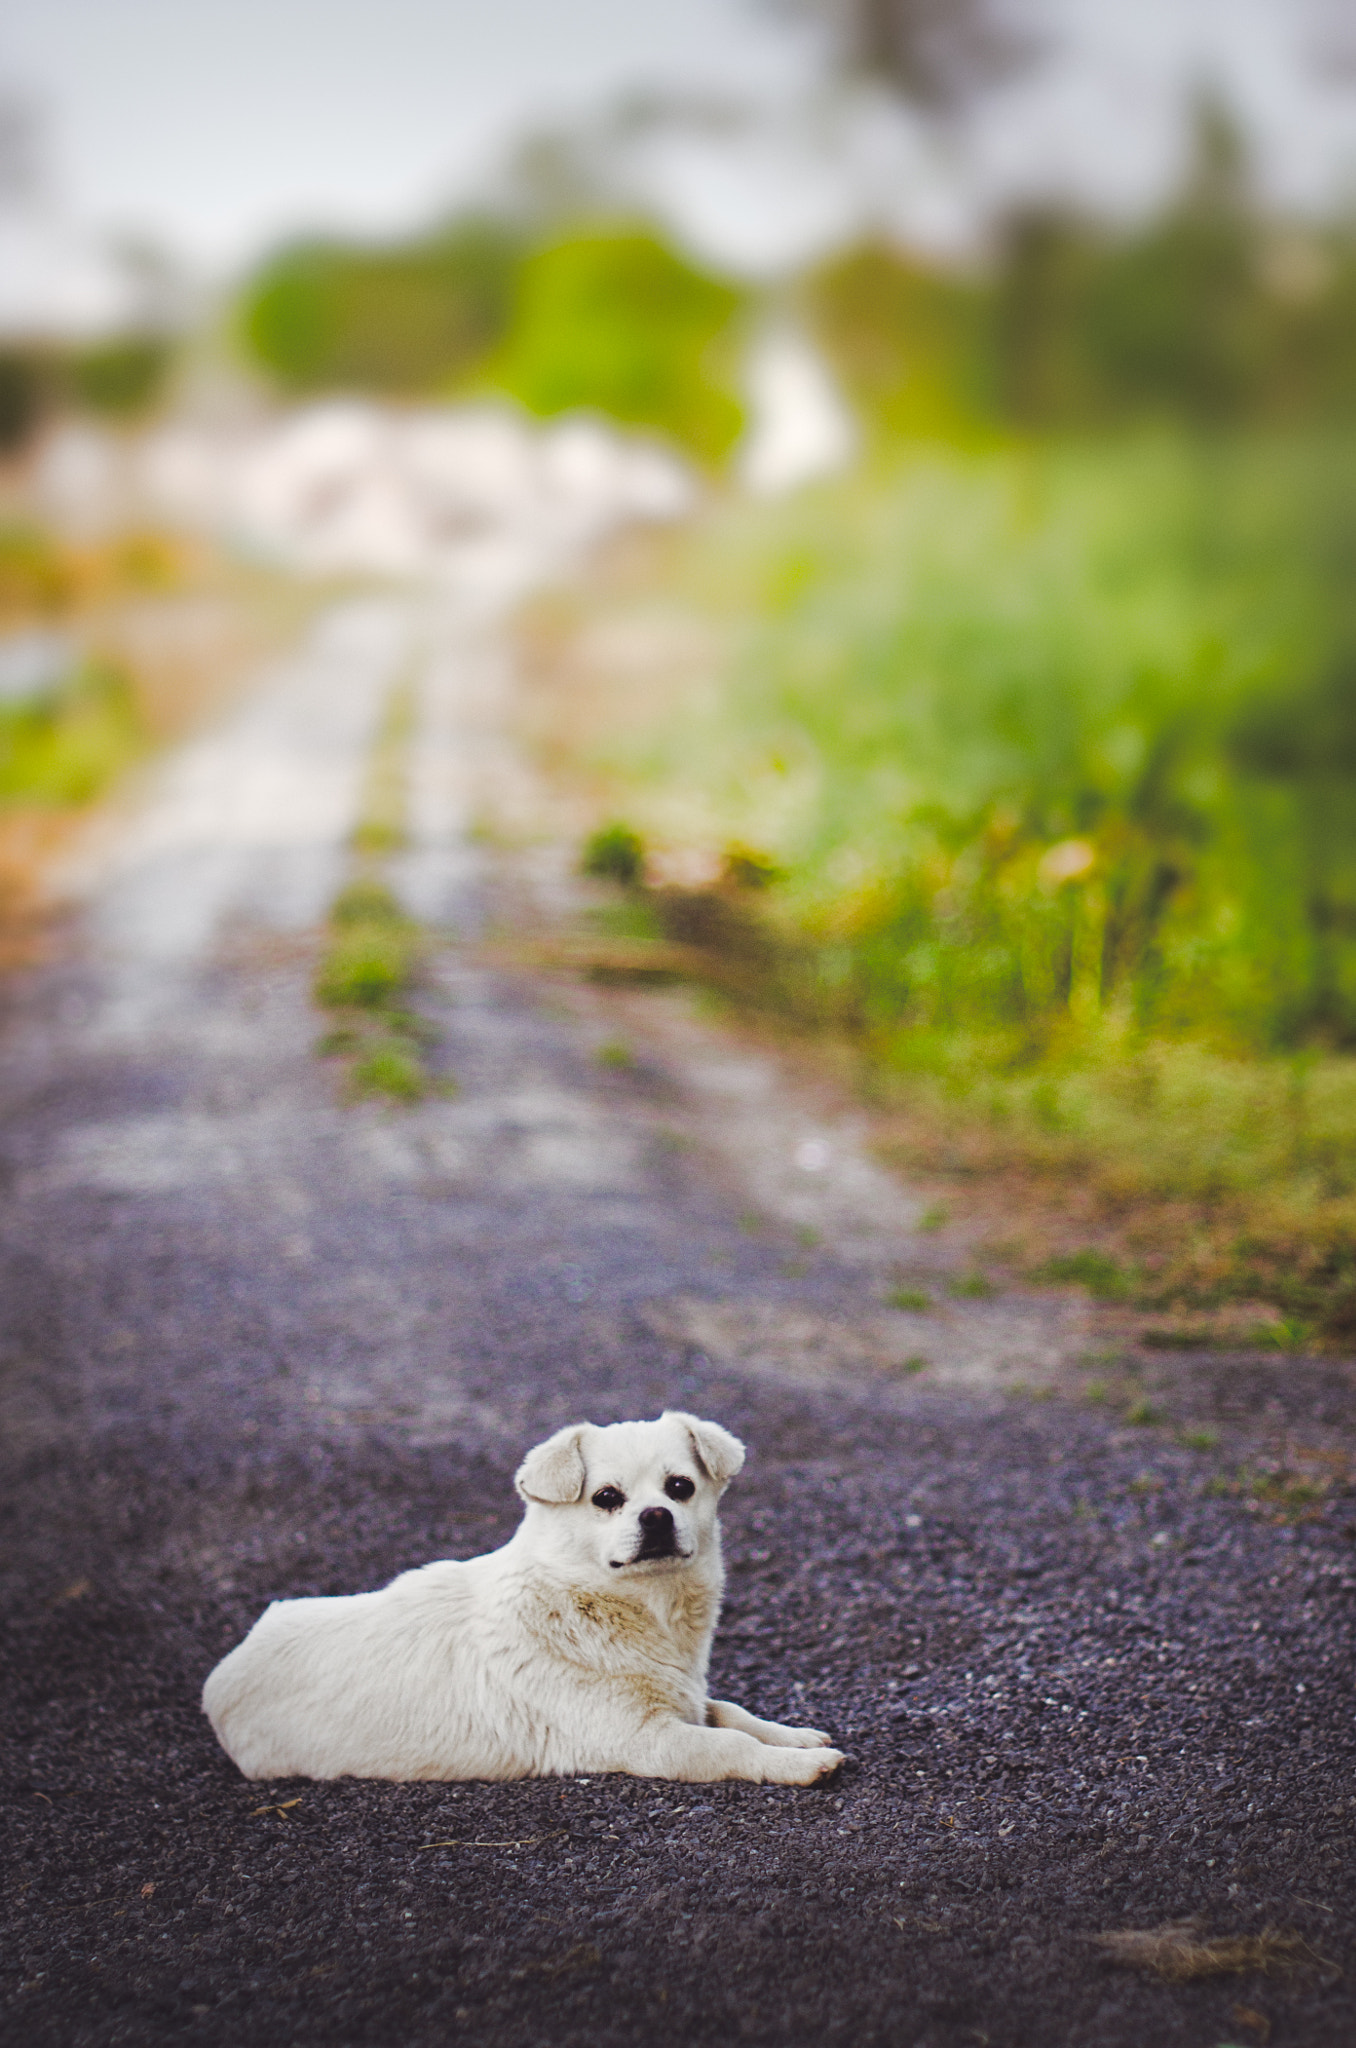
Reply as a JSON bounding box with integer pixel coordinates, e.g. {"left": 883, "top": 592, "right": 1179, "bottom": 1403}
{"left": 513, "top": 1411, "right": 745, "bottom": 1581}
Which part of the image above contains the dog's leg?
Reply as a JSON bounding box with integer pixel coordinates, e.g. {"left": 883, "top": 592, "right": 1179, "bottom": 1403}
{"left": 628, "top": 1720, "right": 844, "bottom": 1784}
{"left": 706, "top": 1698, "right": 834, "bottom": 1749}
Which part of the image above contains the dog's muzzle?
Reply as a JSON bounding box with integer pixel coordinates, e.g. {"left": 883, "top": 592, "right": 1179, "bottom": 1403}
{"left": 624, "top": 1504, "right": 682, "bottom": 1565}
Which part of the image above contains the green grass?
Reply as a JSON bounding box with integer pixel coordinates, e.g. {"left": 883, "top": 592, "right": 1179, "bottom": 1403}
{"left": 0, "top": 661, "right": 142, "bottom": 805}
{"left": 949, "top": 1274, "right": 998, "bottom": 1300}
{"left": 886, "top": 1286, "right": 932, "bottom": 1312}
{"left": 348, "top": 1041, "right": 429, "bottom": 1103}
{"left": 313, "top": 885, "right": 433, "bottom": 1101}
{"left": 592, "top": 434, "right": 1356, "bottom": 1052}
{"left": 1029, "top": 1249, "right": 1134, "bottom": 1300}
{"left": 582, "top": 821, "right": 645, "bottom": 885}
{"left": 313, "top": 904, "right": 419, "bottom": 1010}
{"left": 546, "top": 428, "right": 1356, "bottom": 1342}
{"left": 313, "top": 682, "right": 448, "bottom": 1105}
{"left": 351, "top": 684, "right": 414, "bottom": 855}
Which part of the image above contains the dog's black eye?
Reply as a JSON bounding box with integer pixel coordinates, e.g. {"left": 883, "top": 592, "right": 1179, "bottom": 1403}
{"left": 591, "top": 1486, "right": 625, "bottom": 1512}
{"left": 664, "top": 1474, "right": 696, "bottom": 1503}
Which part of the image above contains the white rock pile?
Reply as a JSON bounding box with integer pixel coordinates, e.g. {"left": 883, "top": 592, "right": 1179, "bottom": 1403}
{"left": 138, "top": 402, "right": 696, "bottom": 596}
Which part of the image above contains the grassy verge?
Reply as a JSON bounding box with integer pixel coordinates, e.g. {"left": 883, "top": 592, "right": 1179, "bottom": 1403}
{"left": 521, "top": 434, "right": 1356, "bottom": 1347}
{"left": 313, "top": 682, "right": 449, "bottom": 1103}
{"left": 0, "top": 658, "right": 143, "bottom": 805}
{"left": 0, "top": 519, "right": 316, "bottom": 966}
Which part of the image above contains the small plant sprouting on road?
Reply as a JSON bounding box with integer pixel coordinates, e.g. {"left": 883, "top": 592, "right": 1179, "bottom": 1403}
{"left": 1029, "top": 1249, "right": 1134, "bottom": 1301}
{"left": 315, "top": 882, "right": 444, "bottom": 1102}
{"left": 949, "top": 1273, "right": 997, "bottom": 1301}
{"left": 596, "top": 1039, "right": 634, "bottom": 1069}
{"left": 886, "top": 1286, "right": 932, "bottom": 1312}
{"left": 1203, "top": 1461, "right": 1346, "bottom": 1523}
{"left": 314, "top": 681, "right": 450, "bottom": 1105}
{"left": 315, "top": 882, "right": 420, "bottom": 1010}
{"left": 351, "top": 683, "right": 414, "bottom": 856}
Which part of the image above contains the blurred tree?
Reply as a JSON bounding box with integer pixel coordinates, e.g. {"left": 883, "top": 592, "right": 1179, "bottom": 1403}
{"left": 1080, "top": 94, "right": 1267, "bottom": 425}
{"left": 993, "top": 208, "right": 1103, "bottom": 428}
{"left": 69, "top": 336, "right": 173, "bottom": 421}
{"left": 239, "top": 216, "right": 522, "bottom": 396}
{"left": 805, "top": 242, "right": 993, "bottom": 439}
{"left": 483, "top": 227, "right": 745, "bottom": 463}
{"left": 765, "top": 0, "right": 1041, "bottom": 112}
{"left": 0, "top": 350, "right": 53, "bottom": 455}
{"left": 990, "top": 93, "right": 1356, "bottom": 432}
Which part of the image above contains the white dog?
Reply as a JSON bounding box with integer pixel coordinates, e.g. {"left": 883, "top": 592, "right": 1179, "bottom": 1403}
{"left": 203, "top": 1411, "right": 845, "bottom": 1785}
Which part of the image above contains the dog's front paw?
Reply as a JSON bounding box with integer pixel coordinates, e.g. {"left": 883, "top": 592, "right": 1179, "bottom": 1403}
{"left": 763, "top": 1744, "right": 846, "bottom": 1785}
{"left": 780, "top": 1724, "right": 834, "bottom": 1749}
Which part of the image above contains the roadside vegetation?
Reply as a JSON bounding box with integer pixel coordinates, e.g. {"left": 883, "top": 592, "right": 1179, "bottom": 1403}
{"left": 0, "top": 519, "right": 315, "bottom": 967}
{"left": 534, "top": 428, "right": 1356, "bottom": 1345}
{"left": 494, "top": 101, "right": 1356, "bottom": 1348}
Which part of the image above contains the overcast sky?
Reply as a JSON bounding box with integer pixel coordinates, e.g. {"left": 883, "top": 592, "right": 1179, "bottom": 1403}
{"left": 1, "top": 0, "right": 1353, "bottom": 286}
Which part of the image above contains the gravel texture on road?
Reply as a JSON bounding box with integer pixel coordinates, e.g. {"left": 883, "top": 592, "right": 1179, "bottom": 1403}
{"left": 2, "top": 601, "right": 1354, "bottom": 2048}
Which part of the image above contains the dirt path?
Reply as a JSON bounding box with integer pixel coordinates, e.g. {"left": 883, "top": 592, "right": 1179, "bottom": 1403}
{"left": 2, "top": 595, "right": 1353, "bottom": 2048}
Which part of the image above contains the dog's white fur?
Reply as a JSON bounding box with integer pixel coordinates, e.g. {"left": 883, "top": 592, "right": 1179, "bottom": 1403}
{"left": 202, "top": 1411, "right": 845, "bottom": 1785}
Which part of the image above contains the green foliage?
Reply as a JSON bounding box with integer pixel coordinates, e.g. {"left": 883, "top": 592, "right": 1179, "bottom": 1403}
{"left": 569, "top": 425, "right": 1356, "bottom": 1334}
{"left": 314, "top": 881, "right": 421, "bottom": 1010}
{"left": 993, "top": 102, "right": 1356, "bottom": 433}
{"left": 582, "top": 820, "right": 645, "bottom": 885}
{"left": 313, "top": 880, "right": 444, "bottom": 1102}
{"left": 0, "top": 350, "right": 54, "bottom": 454}
{"left": 805, "top": 242, "right": 995, "bottom": 443}
{"left": 329, "top": 879, "right": 406, "bottom": 927}
{"left": 721, "top": 843, "right": 783, "bottom": 890}
{"left": 313, "top": 923, "right": 414, "bottom": 1009}
{"left": 0, "top": 336, "right": 173, "bottom": 449}
{"left": 813, "top": 105, "right": 1356, "bottom": 440}
{"left": 0, "top": 662, "right": 142, "bottom": 805}
{"left": 886, "top": 1286, "right": 932, "bottom": 1311}
{"left": 241, "top": 217, "right": 522, "bottom": 395}
{"left": 69, "top": 336, "right": 174, "bottom": 419}
{"left": 313, "top": 679, "right": 447, "bottom": 1104}
{"left": 617, "top": 433, "right": 1356, "bottom": 1052}
{"left": 1030, "top": 1249, "right": 1133, "bottom": 1300}
{"left": 949, "top": 1274, "right": 997, "bottom": 1299}
{"left": 348, "top": 1040, "right": 428, "bottom": 1103}
{"left": 486, "top": 228, "right": 744, "bottom": 462}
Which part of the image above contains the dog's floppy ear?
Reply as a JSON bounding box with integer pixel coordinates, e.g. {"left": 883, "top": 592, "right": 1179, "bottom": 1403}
{"left": 667, "top": 1411, "right": 746, "bottom": 1489}
{"left": 515, "top": 1423, "right": 590, "bottom": 1505}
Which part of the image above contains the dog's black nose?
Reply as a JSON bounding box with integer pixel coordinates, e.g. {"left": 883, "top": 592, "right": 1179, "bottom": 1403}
{"left": 639, "top": 1505, "right": 673, "bottom": 1534}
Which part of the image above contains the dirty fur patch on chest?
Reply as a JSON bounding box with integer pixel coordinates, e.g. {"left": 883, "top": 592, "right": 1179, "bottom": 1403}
{"left": 524, "top": 1582, "right": 712, "bottom": 1680}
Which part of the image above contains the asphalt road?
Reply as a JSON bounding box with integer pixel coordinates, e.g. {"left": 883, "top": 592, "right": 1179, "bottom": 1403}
{"left": 2, "top": 598, "right": 1354, "bottom": 2048}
